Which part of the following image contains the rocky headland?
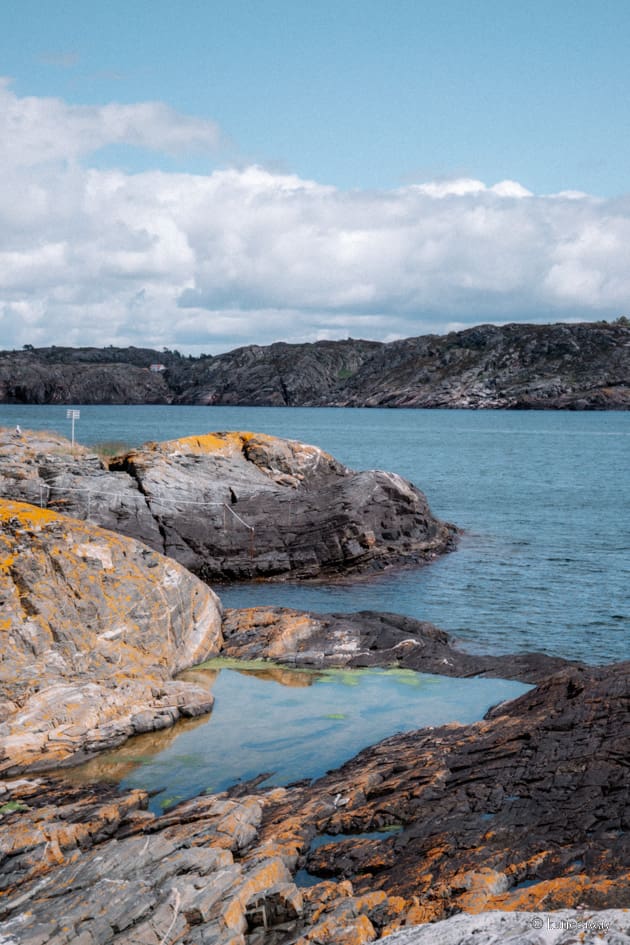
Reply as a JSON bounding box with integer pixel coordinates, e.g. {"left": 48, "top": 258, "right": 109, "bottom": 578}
{"left": 1, "top": 320, "right": 629, "bottom": 409}
{"left": 0, "top": 428, "right": 457, "bottom": 582}
{"left": 221, "top": 607, "right": 578, "bottom": 684}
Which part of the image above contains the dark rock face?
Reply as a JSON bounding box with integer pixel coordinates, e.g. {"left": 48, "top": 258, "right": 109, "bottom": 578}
{"left": 261, "top": 662, "right": 630, "bottom": 922}
{"left": 168, "top": 338, "right": 383, "bottom": 406}
{"left": 222, "top": 608, "right": 579, "bottom": 684}
{"left": 339, "top": 321, "right": 630, "bottom": 409}
{"left": 2, "top": 321, "right": 629, "bottom": 408}
{"left": 0, "top": 428, "right": 457, "bottom": 581}
{"left": 0, "top": 352, "right": 170, "bottom": 404}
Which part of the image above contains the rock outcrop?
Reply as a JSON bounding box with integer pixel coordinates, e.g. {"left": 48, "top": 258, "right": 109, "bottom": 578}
{"left": 0, "top": 428, "right": 457, "bottom": 581}
{"left": 0, "top": 777, "right": 405, "bottom": 945}
{"left": 379, "top": 910, "right": 630, "bottom": 944}
{"left": 0, "top": 662, "right": 627, "bottom": 944}
{"left": 0, "top": 498, "right": 223, "bottom": 774}
{"left": 336, "top": 321, "right": 630, "bottom": 410}
{"left": 222, "top": 608, "right": 579, "bottom": 683}
{"left": 260, "top": 661, "right": 630, "bottom": 923}
{"left": 2, "top": 321, "right": 629, "bottom": 408}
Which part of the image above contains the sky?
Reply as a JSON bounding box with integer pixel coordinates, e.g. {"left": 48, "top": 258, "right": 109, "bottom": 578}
{"left": 1, "top": 0, "right": 630, "bottom": 354}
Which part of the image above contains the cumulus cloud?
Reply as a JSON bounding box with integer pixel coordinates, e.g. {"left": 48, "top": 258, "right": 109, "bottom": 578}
{"left": 1, "top": 82, "right": 629, "bottom": 354}
{"left": 0, "top": 78, "right": 221, "bottom": 168}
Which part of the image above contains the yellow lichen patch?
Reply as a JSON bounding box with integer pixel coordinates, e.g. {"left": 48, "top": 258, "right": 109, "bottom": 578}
{"left": 157, "top": 431, "right": 250, "bottom": 455}
{"left": 267, "top": 614, "right": 316, "bottom": 660}
{"left": 221, "top": 857, "right": 291, "bottom": 930}
{"left": 0, "top": 500, "right": 60, "bottom": 527}
{"left": 488, "top": 873, "right": 630, "bottom": 912}
{"left": 297, "top": 908, "right": 376, "bottom": 945}
{"left": 0, "top": 553, "right": 16, "bottom": 573}
{"left": 0, "top": 494, "right": 222, "bottom": 773}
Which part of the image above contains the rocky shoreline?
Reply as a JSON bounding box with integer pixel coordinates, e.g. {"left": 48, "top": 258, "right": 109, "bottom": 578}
{"left": 0, "top": 661, "right": 627, "bottom": 944}
{"left": 0, "top": 427, "right": 628, "bottom": 944}
{"left": 0, "top": 499, "right": 223, "bottom": 775}
{"left": 221, "top": 607, "right": 580, "bottom": 684}
{"left": 1, "top": 320, "right": 629, "bottom": 410}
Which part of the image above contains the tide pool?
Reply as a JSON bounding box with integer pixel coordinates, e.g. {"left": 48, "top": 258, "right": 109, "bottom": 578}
{"left": 64, "top": 663, "right": 530, "bottom": 812}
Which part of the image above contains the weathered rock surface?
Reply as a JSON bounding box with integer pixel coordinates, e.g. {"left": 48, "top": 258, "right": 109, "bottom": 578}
{"left": 337, "top": 321, "right": 630, "bottom": 410}
{"left": 222, "top": 608, "right": 579, "bottom": 683}
{"left": 379, "top": 910, "right": 630, "bottom": 944}
{"left": 2, "top": 321, "right": 629, "bottom": 408}
{"left": 0, "top": 428, "right": 457, "bottom": 581}
{"left": 0, "top": 498, "right": 223, "bottom": 774}
{"left": 0, "top": 663, "right": 627, "bottom": 943}
{"left": 260, "top": 661, "right": 630, "bottom": 923}
{"left": 0, "top": 777, "right": 406, "bottom": 945}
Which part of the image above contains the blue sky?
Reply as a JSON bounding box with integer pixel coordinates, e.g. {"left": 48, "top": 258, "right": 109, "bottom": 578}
{"left": 1, "top": 0, "right": 630, "bottom": 351}
{"left": 4, "top": 0, "right": 629, "bottom": 194}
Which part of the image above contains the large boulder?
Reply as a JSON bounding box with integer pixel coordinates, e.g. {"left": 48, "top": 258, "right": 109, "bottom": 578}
{"left": 110, "top": 431, "right": 457, "bottom": 581}
{"left": 0, "top": 499, "right": 223, "bottom": 774}
{"left": 0, "top": 428, "right": 457, "bottom": 581}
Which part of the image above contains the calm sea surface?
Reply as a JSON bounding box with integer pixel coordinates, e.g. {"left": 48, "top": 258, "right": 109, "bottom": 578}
{"left": 3, "top": 403, "right": 627, "bottom": 665}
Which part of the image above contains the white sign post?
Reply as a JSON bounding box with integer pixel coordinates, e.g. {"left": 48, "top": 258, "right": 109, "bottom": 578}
{"left": 66, "top": 409, "right": 80, "bottom": 449}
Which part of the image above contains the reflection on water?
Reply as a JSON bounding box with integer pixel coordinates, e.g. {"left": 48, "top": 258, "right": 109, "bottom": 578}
{"left": 62, "top": 712, "right": 210, "bottom": 784}
{"left": 181, "top": 659, "right": 315, "bottom": 689}
{"left": 65, "top": 663, "right": 529, "bottom": 812}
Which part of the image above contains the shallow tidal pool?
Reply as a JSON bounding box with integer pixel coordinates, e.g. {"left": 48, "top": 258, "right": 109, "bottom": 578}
{"left": 66, "top": 662, "right": 530, "bottom": 812}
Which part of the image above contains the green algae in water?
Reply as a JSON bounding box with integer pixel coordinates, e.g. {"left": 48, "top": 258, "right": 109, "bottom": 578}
{"left": 69, "top": 666, "right": 530, "bottom": 813}
{"left": 159, "top": 796, "right": 182, "bottom": 811}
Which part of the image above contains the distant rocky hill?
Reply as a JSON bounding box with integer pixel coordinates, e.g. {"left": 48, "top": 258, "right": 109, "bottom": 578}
{"left": 2, "top": 320, "right": 629, "bottom": 408}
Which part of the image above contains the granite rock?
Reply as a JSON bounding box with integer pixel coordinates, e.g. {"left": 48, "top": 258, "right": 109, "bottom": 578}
{"left": 378, "top": 910, "right": 630, "bottom": 944}
{"left": 2, "top": 321, "right": 629, "bottom": 410}
{"left": 0, "top": 428, "right": 457, "bottom": 581}
{"left": 0, "top": 663, "right": 627, "bottom": 944}
{"left": 0, "top": 778, "right": 397, "bottom": 945}
{"left": 261, "top": 661, "right": 630, "bottom": 923}
{"left": 0, "top": 498, "right": 222, "bottom": 774}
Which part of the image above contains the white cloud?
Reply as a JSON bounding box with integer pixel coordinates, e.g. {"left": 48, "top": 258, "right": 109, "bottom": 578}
{"left": 1, "top": 82, "right": 629, "bottom": 354}
{"left": 0, "top": 78, "right": 221, "bottom": 168}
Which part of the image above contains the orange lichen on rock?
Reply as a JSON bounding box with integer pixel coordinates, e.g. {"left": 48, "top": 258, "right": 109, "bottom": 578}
{"left": 487, "top": 872, "right": 630, "bottom": 913}
{"left": 0, "top": 498, "right": 223, "bottom": 774}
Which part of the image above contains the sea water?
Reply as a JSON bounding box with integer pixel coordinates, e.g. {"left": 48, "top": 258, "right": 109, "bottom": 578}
{"left": 2, "top": 404, "right": 628, "bottom": 664}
